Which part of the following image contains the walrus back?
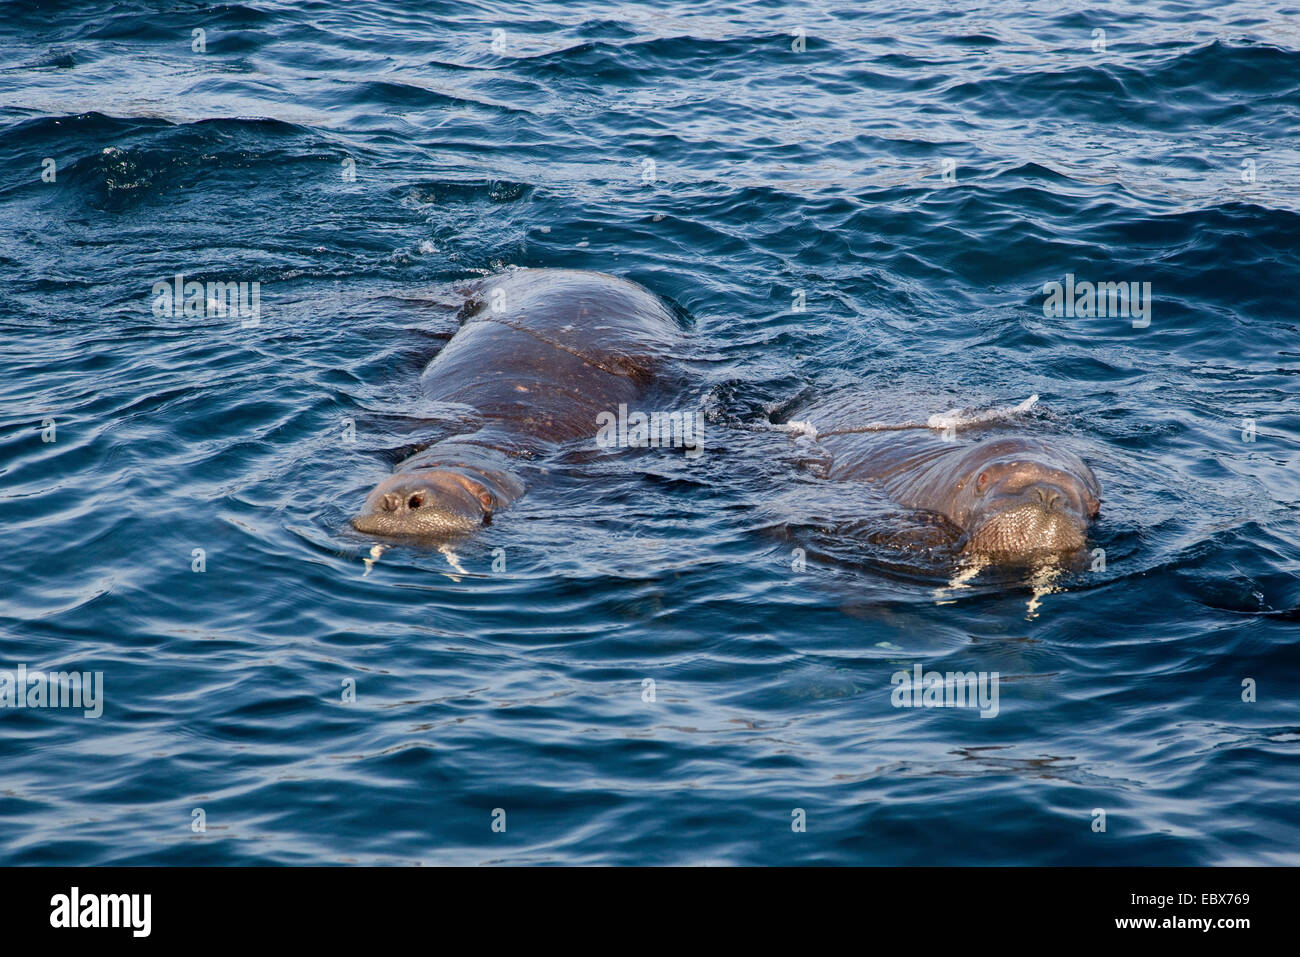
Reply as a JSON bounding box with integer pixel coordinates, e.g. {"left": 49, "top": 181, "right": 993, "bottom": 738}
{"left": 420, "top": 269, "right": 685, "bottom": 447}
{"left": 821, "top": 429, "right": 964, "bottom": 512}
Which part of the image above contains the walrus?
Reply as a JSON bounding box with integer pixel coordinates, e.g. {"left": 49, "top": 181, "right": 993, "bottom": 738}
{"left": 351, "top": 268, "right": 685, "bottom": 539}
{"left": 790, "top": 399, "right": 1101, "bottom": 561}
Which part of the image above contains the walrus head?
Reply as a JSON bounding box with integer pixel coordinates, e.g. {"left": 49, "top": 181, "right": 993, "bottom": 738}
{"left": 945, "top": 439, "right": 1101, "bottom": 559}
{"left": 351, "top": 465, "right": 522, "bottom": 540}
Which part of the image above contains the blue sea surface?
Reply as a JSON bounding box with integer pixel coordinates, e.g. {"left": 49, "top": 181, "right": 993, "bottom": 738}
{"left": 1, "top": 0, "right": 1298, "bottom": 865}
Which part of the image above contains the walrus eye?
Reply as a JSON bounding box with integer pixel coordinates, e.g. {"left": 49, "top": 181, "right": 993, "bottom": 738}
{"left": 977, "top": 472, "right": 988, "bottom": 487}
{"left": 477, "top": 490, "right": 495, "bottom": 511}
{"left": 408, "top": 493, "right": 424, "bottom": 509}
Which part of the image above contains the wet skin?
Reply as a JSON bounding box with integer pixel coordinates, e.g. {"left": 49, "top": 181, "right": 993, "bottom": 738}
{"left": 351, "top": 269, "right": 684, "bottom": 542}
{"left": 809, "top": 427, "right": 1101, "bottom": 561}
{"left": 352, "top": 464, "right": 525, "bottom": 538}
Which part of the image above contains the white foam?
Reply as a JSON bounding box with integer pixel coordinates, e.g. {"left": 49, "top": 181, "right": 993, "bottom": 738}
{"left": 766, "top": 394, "right": 1040, "bottom": 441}
{"left": 779, "top": 419, "right": 819, "bottom": 440}
{"left": 927, "top": 394, "right": 1038, "bottom": 431}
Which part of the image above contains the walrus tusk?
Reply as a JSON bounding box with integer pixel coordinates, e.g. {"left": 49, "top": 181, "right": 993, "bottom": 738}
{"left": 935, "top": 554, "right": 989, "bottom": 603}
{"left": 438, "top": 544, "right": 468, "bottom": 578}
{"left": 1025, "top": 559, "right": 1064, "bottom": 619}
{"left": 362, "top": 543, "right": 387, "bottom": 577}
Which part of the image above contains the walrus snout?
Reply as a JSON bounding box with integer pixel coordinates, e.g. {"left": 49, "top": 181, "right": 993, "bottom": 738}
{"left": 351, "top": 469, "right": 491, "bottom": 539}
{"left": 946, "top": 443, "right": 1102, "bottom": 559}
{"left": 964, "top": 471, "right": 1093, "bottom": 558}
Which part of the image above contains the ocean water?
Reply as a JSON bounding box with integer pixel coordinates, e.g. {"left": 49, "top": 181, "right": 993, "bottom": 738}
{"left": 1, "top": 0, "right": 1298, "bottom": 865}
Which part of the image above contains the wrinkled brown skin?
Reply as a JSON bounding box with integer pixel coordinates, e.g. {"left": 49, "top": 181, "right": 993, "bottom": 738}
{"left": 805, "top": 412, "right": 1101, "bottom": 561}
{"left": 352, "top": 268, "right": 683, "bottom": 541}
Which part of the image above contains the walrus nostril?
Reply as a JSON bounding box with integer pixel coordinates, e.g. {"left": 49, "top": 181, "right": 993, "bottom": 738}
{"left": 1034, "top": 486, "right": 1063, "bottom": 509}
{"left": 381, "top": 493, "right": 401, "bottom": 512}
{"left": 408, "top": 493, "right": 424, "bottom": 509}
